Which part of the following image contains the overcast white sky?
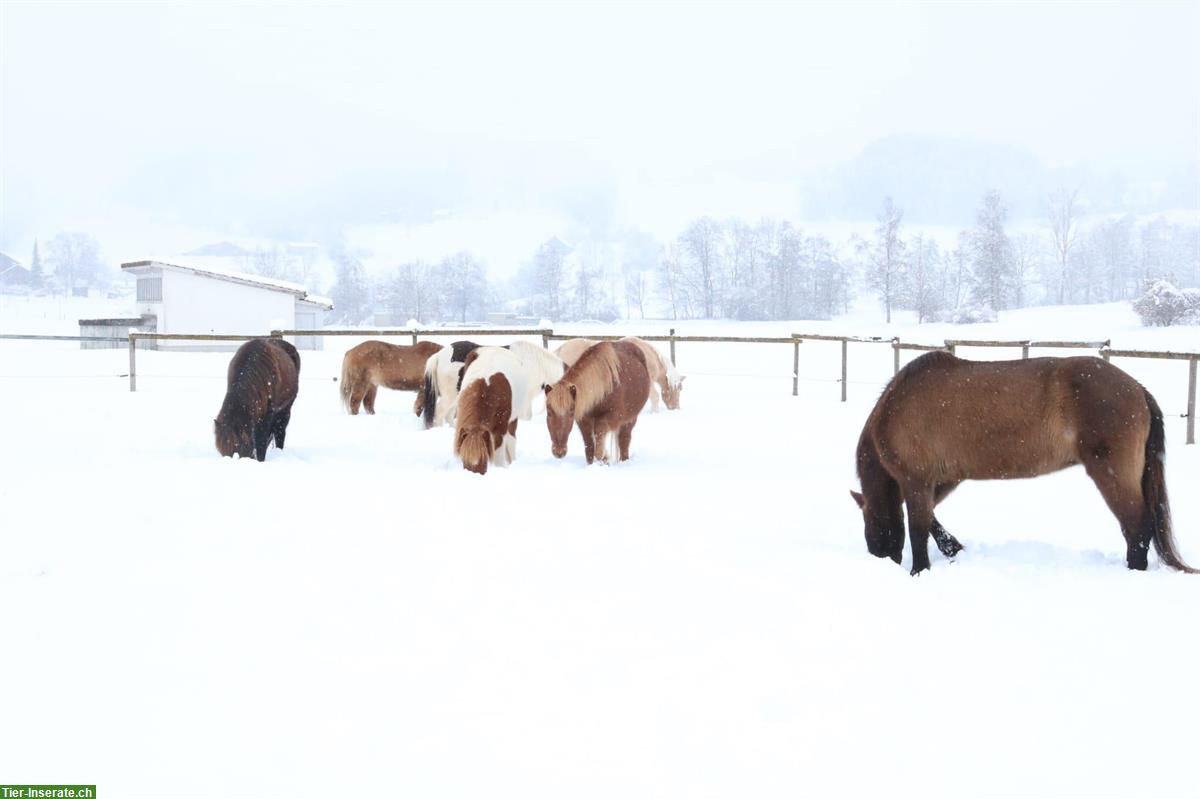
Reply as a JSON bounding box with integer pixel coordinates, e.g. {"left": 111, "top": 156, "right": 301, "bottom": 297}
{"left": 2, "top": 1, "right": 1197, "bottom": 252}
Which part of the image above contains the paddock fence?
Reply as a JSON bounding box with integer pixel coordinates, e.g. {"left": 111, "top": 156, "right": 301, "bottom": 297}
{"left": 1, "top": 326, "right": 1195, "bottom": 444}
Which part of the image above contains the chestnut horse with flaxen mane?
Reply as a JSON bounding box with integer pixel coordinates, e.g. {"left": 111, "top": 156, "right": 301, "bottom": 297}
{"left": 340, "top": 340, "right": 442, "bottom": 415}
{"left": 214, "top": 338, "right": 300, "bottom": 461}
{"left": 545, "top": 340, "right": 649, "bottom": 464}
{"left": 455, "top": 372, "right": 517, "bottom": 475}
{"left": 852, "top": 350, "right": 1194, "bottom": 575}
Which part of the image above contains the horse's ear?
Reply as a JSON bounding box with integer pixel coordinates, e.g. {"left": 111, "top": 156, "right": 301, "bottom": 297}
{"left": 679, "top": 375, "right": 687, "bottom": 383}
{"left": 569, "top": 384, "right": 577, "bottom": 399}
{"left": 543, "top": 384, "right": 553, "bottom": 396}
{"left": 850, "top": 490, "right": 864, "bottom": 509}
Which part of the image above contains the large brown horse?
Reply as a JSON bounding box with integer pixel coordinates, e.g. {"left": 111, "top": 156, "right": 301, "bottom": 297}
{"left": 852, "top": 351, "right": 1193, "bottom": 575}
{"left": 214, "top": 338, "right": 300, "bottom": 461}
{"left": 340, "top": 340, "right": 442, "bottom": 415}
{"left": 455, "top": 372, "right": 517, "bottom": 475}
{"left": 544, "top": 340, "right": 649, "bottom": 464}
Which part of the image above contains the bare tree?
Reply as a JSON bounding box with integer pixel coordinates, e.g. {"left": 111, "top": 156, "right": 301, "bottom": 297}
{"left": 1047, "top": 188, "right": 1080, "bottom": 304}
{"left": 678, "top": 217, "right": 724, "bottom": 318}
{"left": 438, "top": 251, "right": 488, "bottom": 323}
{"left": 904, "top": 234, "right": 942, "bottom": 323}
{"left": 968, "top": 190, "right": 1014, "bottom": 311}
{"left": 1010, "top": 233, "right": 1043, "bottom": 308}
{"left": 860, "top": 197, "right": 906, "bottom": 323}
{"left": 45, "top": 232, "right": 106, "bottom": 293}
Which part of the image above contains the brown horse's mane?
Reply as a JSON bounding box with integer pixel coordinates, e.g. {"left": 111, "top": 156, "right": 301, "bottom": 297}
{"left": 547, "top": 341, "right": 622, "bottom": 420}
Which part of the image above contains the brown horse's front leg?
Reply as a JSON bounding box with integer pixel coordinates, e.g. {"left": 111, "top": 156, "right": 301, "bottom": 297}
{"left": 577, "top": 419, "right": 596, "bottom": 464}
{"left": 904, "top": 487, "right": 936, "bottom": 575}
{"left": 617, "top": 421, "right": 635, "bottom": 461}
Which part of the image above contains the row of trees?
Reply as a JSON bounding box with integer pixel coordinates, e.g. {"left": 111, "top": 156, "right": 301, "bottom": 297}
{"left": 328, "top": 248, "right": 492, "bottom": 325}
{"left": 860, "top": 190, "right": 1200, "bottom": 325}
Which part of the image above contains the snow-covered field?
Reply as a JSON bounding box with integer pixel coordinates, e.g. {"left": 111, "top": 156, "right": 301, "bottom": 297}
{"left": 1, "top": 298, "right": 1199, "bottom": 798}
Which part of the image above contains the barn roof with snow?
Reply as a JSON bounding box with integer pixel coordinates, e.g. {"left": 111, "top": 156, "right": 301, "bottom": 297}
{"left": 122, "top": 259, "right": 332, "bottom": 309}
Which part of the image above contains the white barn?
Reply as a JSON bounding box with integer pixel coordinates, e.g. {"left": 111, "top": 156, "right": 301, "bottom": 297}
{"left": 121, "top": 259, "right": 333, "bottom": 350}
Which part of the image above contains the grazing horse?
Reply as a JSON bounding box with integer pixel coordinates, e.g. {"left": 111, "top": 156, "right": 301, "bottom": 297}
{"left": 544, "top": 340, "right": 649, "bottom": 464}
{"left": 340, "top": 340, "right": 443, "bottom": 415}
{"left": 852, "top": 351, "right": 1194, "bottom": 575}
{"left": 455, "top": 349, "right": 531, "bottom": 472}
{"left": 421, "top": 340, "right": 482, "bottom": 428}
{"left": 214, "top": 338, "right": 300, "bottom": 461}
{"left": 454, "top": 372, "right": 517, "bottom": 475}
{"left": 555, "top": 337, "right": 684, "bottom": 411}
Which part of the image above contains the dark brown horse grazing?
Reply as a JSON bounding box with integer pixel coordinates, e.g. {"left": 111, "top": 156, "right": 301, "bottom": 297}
{"left": 454, "top": 372, "right": 516, "bottom": 475}
{"left": 852, "top": 351, "right": 1194, "bottom": 575}
{"left": 340, "top": 340, "right": 443, "bottom": 415}
{"left": 214, "top": 338, "right": 301, "bottom": 461}
{"left": 544, "top": 340, "right": 649, "bottom": 464}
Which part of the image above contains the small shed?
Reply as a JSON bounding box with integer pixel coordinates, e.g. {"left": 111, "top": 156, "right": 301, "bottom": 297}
{"left": 78, "top": 316, "right": 157, "bottom": 349}
{"left": 119, "top": 259, "right": 333, "bottom": 350}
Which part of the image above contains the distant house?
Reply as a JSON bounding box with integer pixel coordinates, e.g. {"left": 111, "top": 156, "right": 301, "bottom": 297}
{"left": 117, "top": 259, "right": 333, "bottom": 350}
{"left": 0, "top": 252, "right": 30, "bottom": 288}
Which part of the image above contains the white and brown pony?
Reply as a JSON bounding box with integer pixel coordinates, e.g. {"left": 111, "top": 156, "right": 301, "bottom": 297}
{"left": 454, "top": 347, "right": 532, "bottom": 472}
{"left": 420, "top": 340, "right": 481, "bottom": 428}
{"left": 340, "top": 340, "right": 443, "bottom": 416}
{"left": 555, "top": 337, "right": 684, "bottom": 411}
{"left": 544, "top": 340, "right": 650, "bottom": 464}
{"left": 456, "top": 341, "right": 565, "bottom": 422}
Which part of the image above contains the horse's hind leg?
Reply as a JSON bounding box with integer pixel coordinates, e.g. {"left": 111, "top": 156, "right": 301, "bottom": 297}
{"left": 272, "top": 407, "right": 292, "bottom": 450}
{"left": 348, "top": 384, "right": 364, "bottom": 415}
{"left": 903, "top": 485, "right": 936, "bottom": 574}
{"left": 617, "top": 420, "right": 635, "bottom": 461}
{"left": 1085, "top": 460, "right": 1150, "bottom": 570}
{"left": 931, "top": 482, "right": 964, "bottom": 558}
{"left": 363, "top": 385, "right": 378, "bottom": 415}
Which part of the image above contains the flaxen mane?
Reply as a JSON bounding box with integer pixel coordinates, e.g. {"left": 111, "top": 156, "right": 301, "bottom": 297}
{"left": 547, "top": 341, "right": 623, "bottom": 420}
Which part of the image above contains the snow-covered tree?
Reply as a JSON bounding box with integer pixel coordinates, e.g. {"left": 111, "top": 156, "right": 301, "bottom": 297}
{"left": 968, "top": 190, "right": 1014, "bottom": 311}
{"left": 29, "top": 239, "right": 43, "bottom": 289}
{"left": 1132, "top": 279, "right": 1200, "bottom": 326}
{"left": 438, "top": 251, "right": 488, "bottom": 323}
{"left": 45, "top": 232, "right": 105, "bottom": 292}
{"left": 904, "top": 234, "right": 942, "bottom": 323}
{"left": 329, "top": 245, "right": 371, "bottom": 324}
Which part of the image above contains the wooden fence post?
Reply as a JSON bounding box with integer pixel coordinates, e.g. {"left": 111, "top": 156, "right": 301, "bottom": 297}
{"left": 840, "top": 339, "right": 848, "bottom": 402}
{"left": 1101, "top": 349, "right": 1111, "bottom": 362}
{"left": 542, "top": 331, "right": 550, "bottom": 349}
{"left": 1188, "top": 357, "right": 1197, "bottom": 445}
{"left": 669, "top": 328, "right": 676, "bottom": 366}
{"left": 1021, "top": 343, "right": 1030, "bottom": 359}
{"left": 946, "top": 341, "right": 956, "bottom": 356}
{"left": 128, "top": 333, "right": 137, "bottom": 392}
{"left": 411, "top": 331, "right": 418, "bottom": 345}
{"left": 792, "top": 337, "right": 800, "bottom": 397}
{"left": 892, "top": 338, "right": 900, "bottom": 375}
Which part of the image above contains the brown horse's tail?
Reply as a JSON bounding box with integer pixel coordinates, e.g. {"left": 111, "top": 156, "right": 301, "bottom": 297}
{"left": 1142, "top": 389, "right": 1195, "bottom": 573}
{"left": 421, "top": 357, "right": 439, "bottom": 429}
{"left": 339, "top": 355, "right": 354, "bottom": 413}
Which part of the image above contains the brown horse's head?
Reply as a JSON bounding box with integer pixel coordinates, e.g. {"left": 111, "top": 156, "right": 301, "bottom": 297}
{"left": 456, "top": 426, "right": 494, "bottom": 474}
{"left": 544, "top": 383, "right": 576, "bottom": 458}
{"left": 661, "top": 376, "right": 685, "bottom": 410}
{"left": 214, "top": 412, "right": 254, "bottom": 459}
{"left": 850, "top": 488, "right": 904, "bottom": 563}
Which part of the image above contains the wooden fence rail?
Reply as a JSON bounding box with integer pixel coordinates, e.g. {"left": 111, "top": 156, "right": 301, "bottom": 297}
{"left": 5, "top": 327, "right": 1193, "bottom": 444}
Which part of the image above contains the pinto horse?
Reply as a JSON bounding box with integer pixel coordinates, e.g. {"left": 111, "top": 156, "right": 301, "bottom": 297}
{"left": 545, "top": 340, "right": 649, "bottom": 464}
{"left": 852, "top": 351, "right": 1193, "bottom": 575}
{"left": 421, "top": 340, "right": 481, "bottom": 428}
{"left": 340, "top": 340, "right": 443, "bottom": 415}
{"left": 214, "top": 338, "right": 300, "bottom": 461}
{"left": 556, "top": 337, "right": 684, "bottom": 411}
{"left": 454, "top": 348, "right": 530, "bottom": 473}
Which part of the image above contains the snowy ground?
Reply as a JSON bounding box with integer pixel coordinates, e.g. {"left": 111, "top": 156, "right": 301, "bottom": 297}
{"left": 1, "top": 299, "right": 1198, "bottom": 798}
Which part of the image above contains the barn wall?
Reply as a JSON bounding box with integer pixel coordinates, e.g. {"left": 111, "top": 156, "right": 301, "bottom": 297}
{"left": 158, "top": 270, "right": 296, "bottom": 349}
